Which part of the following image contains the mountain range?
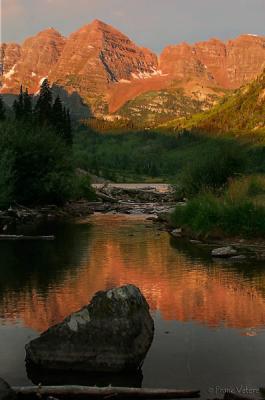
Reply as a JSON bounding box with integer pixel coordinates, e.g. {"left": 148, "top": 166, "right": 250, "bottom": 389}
{"left": 1, "top": 19, "right": 265, "bottom": 124}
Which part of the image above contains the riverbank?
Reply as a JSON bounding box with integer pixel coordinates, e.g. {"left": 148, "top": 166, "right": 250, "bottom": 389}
{"left": 162, "top": 219, "right": 265, "bottom": 263}
{"left": 4, "top": 181, "right": 265, "bottom": 263}
{"left": 154, "top": 204, "right": 265, "bottom": 263}
{"left": 0, "top": 202, "right": 93, "bottom": 234}
{"left": 0, "top": 184, "right": 176, "bottom": 234}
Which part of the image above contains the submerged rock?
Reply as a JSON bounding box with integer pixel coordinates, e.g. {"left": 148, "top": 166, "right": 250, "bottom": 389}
{"left": 0, "top": 378, "right": 16, "bottom": 400}
{"left": 25, "top": 284, "right": 154, "bottom": 372}
{"left": 212, "top": 246, "right": 237, "bottom": 258}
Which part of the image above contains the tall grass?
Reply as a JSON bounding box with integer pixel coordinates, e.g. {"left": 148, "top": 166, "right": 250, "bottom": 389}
{"left": 172, "top": 176, "right": 265, "bottom": 238}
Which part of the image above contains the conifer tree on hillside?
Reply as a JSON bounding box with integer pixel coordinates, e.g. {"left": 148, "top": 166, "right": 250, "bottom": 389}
{"left": 13, "top": 85, "right": 33, "bottom": 122}
{"left": 12, "top": 80, "right": 73, "bottom": 146}
{"left": 13, "top": 99, "right": 20, "bottom": 120}
{"left": 0, "top": 95, "right": 6, "bottom": 121}
{"left": 63, "top": 108, "right": 73, "bottom": 146}
{"left": 13, "top": 85, "right": 24, "bottom": 120}
{"left": 52, "top": 95, "right": 64, "bottom": 134}
{"left": 23, "top": 88, "right": 32, "bottom": 121}
{"left": 34, "top": 79, "right": 53, "bottom": 125}
{"left": 18, "top": 85, "right": 24, "bottom": 118}
{"left": 52, "top": 96, "right": 73, "bottom": 145}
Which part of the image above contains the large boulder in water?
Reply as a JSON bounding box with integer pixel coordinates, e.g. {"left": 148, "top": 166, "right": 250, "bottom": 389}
{"left": 0, "top": 378, "right": 16, "bottom": 400}
{"left": 25, "top": 284, "right": 154, "bottom": 372}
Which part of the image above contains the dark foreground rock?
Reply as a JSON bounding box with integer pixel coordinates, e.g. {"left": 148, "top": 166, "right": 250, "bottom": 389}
{"left": 25, "top": 284, "right": 154, "bottom": 372}
{"left": 0, "top": 378, "right": 16, "bottom": 400}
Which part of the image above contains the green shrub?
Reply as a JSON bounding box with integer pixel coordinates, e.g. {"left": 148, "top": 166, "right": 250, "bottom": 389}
{"left": 247, "top": 177, "right": 265, "bottom": 197}
{"left": 172, "top": 192, "right": 222, "bottom": 235}
{"left": 0, "top": 121, "right": 76, "bottom": 206}
{"left": 179, "top": 140, "right": 246, "bottom": 196}
{"left": 72, "top": 175, "right": 96, "bottom": 201}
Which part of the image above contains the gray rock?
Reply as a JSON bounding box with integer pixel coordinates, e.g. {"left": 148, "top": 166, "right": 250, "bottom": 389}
{"left": 0, "top": 378, "right": 16, "bottom": 400}
{"left": 212, "top": 246, "right": 237, "bottom": 258}
{"left": 25, "top": 285, "right": 154, "bottom": 373}
{"left": 171, "top": 228, "right": 182, "bottom": 238}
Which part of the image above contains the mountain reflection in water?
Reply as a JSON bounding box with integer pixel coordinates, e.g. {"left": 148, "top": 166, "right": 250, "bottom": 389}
{"left": 2, "top": 214, "right": 265, "bottom": 392}
{"left": 1, "top": 214, "right": 265, "bottom": 333}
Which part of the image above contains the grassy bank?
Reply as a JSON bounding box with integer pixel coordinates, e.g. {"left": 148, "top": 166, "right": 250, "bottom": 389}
{"left": 172, "top": 176, "right": 265, "bottom": 238}
{"left": 169, "top": 133, "right": 265, "bottom": 239}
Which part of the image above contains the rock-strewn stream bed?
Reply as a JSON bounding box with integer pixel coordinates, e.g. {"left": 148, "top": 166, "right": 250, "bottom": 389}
{"left": 0, "top": 184, "right": 176, "bottom": 234}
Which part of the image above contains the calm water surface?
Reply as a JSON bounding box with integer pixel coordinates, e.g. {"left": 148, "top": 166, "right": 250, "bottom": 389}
{"left": 1, "top": 214, "right": 265, "bottom": 398}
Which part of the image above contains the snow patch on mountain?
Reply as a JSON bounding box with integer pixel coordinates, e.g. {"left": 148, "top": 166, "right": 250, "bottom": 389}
{"left": 131, "top": 69, "right": 166, "bottom": 80}
{"left": 39, "top": 76, "right": 48, "bottom": 85}
{"left": 119, "top": 79, "right": 131, "bottom": 83}
{"left": 4, "top": 64, "right": 16, "bottom": 79}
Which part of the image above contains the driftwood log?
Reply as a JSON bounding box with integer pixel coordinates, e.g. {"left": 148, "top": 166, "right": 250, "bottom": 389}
{"left": 12, "top": 385, "right": 200, "bottom": 399}
{"left": 0, "top": 235, "right": 55, "bottom": 241}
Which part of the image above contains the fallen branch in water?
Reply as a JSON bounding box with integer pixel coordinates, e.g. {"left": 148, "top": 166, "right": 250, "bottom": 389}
{"left": 96, "top": 191, "right": 117, "bottom": 203}
{"left": 0, "top": 235, "right": 55, "bottom": 241}
{"left": 12, "top": 385, "right": 200, "bottom": 399}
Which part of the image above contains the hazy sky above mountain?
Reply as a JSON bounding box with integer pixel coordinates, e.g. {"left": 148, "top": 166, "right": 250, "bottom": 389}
{"left": 1, "top": 0, "right": 265, "bottom": 52}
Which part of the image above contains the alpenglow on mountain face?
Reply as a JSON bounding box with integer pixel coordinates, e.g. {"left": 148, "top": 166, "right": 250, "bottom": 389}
{"left": 1, "top": 20, "right": 265, "bottom": 117}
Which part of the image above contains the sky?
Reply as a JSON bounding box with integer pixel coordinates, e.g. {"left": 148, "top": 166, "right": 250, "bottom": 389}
{"left": 1, "top": 0, "right": 265, "bottom": 53}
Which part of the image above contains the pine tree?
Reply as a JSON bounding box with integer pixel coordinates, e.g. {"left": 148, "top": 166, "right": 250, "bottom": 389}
{"left": 23, "top": 88, "right": 32, "bottom": 121}
{"left": 13, "top": 86, "right": 33, "bottom": 122}
{"left": 52, "top": 95, "right": 64, "bottom": 135}
{"left": 64, "top": 109, "right": 73, "bottom": 146}
{"left": 51, "top": 96, "right": 72, "bottom": 145}
{"left": 13, "top": 99, "right": 19, "bottom": 120}
{"left": 18, "top": 85, "right": 24, "bottom": 119}
{"left": 0, "top": 96, "right": 6, "bottom": 121}
{"left": 13, "top": 85, "right": 24, "bottom": 120}
{"left": 34, "top": 79, "right": 53, "bottom": 125}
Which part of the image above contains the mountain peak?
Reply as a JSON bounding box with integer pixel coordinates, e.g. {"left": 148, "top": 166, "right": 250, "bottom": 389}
{"left": 90, "top": 19, "right": 107, "bottom": 27}
{"left": 36, "top": 27, "right": 64, "bottom": 38}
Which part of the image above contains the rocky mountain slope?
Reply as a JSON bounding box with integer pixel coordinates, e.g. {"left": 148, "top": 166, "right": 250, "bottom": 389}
{"left": 160, "top": 35, "right": 265, "bottom": 89}
{"left": 1, "top": 20, "right": 265, "bottom": 121}
{"left": 1, "top": 28, "right": 66, "bottom": 94}
{"left": 117, "top": 87, "right": 221, "bottom": 127}
{"left": 160, "top": 69, "right": 265, "bottom": 133}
